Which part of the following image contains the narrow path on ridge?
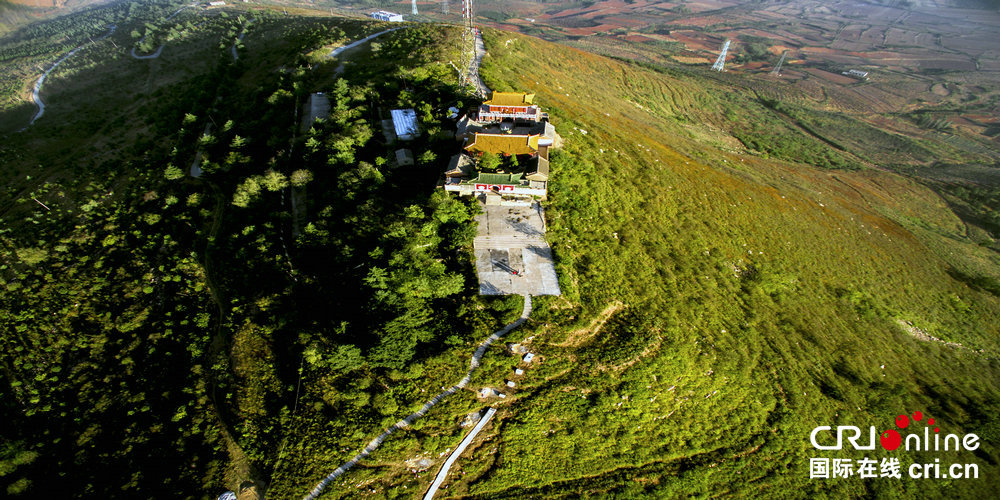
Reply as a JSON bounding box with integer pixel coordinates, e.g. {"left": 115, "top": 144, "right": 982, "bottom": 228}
{"left": 469, "top": 28, "right": 489, "bottom": 97}
{"left": 302, "top": 295, "right": 532, "bottom": 500}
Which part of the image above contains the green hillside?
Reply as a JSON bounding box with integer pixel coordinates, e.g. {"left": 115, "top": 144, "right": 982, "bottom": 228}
{"left": 420, "top": 30, "right": 1000, "bottom": 498}
{"left": 1, "top": 1, "right": 999, "bottom": 498}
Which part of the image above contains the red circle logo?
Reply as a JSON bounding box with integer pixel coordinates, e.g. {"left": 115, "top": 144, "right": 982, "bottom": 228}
{"left": 895, "top": 415, "right": 909, "bottom": 428}
{"left": 880, "top": 430, "right": 901, "bottom": 451}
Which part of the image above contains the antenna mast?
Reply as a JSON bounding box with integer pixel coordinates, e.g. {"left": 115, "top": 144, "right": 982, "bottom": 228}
{"left": 463, "top": 0, "right": 474, "bottom": 32}
{"left": 711, "top": 39, "right": 730, "bottom": 72}
{"left": 458, "top": 0, "right": 474, "bottom": 87}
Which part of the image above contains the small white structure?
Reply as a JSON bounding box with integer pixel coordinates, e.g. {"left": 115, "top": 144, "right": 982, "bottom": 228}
{"left": 515, "top": 368, "right": 524, "bottom": 375}
{"left": 506, "top": 380, "right": 516, "bottom": 388}
{"left": 208, "top": 1, "right": 226, "bottom": 6}
{"left": 390, "top": 109, "right": 419, "bottom": 141}
{"left": 523, "top": 353, "right": 535, "bottom": 363}
{"left": 370, "top": 10, "right": 404, "bottom": 22}
{"left": 842, "top": 69, "right": 869, "bottom": 80}
{"left": 395, "top": 148, "right": 414, "bottom": 166}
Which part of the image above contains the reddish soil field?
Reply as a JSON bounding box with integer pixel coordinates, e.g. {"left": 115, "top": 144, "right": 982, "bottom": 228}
{"left": 668, "top": 30, "right": 722, "bottom": 52}
{"left": 603, "top": 17, "right": 651, "bottom": 28}
{"left": 563, "top": 24, "right": 622, "bottom": 36}
{"left": 684, "top": 0, "right": 740, "bottom": 13}
{"left": 800, "top": 47, "right": 842, "bottom": 56}
{"left": 676, "top": 16, "right": 727, "bottom": 27}
{"left": 494, "top": 0, "right": 1000, "bottom": 137}
{"left": 738, "top": 61, "right": 769, "bottom": 71}
{"left": 624, "top": 34, "right": 657, "bottom": 43}
{"left": 738, "top": 29, "right": 800, "bottom": 45}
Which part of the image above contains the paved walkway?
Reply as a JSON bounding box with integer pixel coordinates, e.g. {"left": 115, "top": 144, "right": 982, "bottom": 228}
{"left": 423, "top": 407, "right": 497, "bottom": 499}
{"left": 468, "top": 28, "right": 489, "bottom": 97}
{"left": 303, "top": 295, "right": 532, "bottom": 500}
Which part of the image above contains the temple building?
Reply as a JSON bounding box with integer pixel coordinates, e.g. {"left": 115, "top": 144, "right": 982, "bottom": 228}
{"left": 477, "top": 92, "right": 547, "bottom": 123}
{"left": 442, "top": 92, "right": 559, "bottom": 203}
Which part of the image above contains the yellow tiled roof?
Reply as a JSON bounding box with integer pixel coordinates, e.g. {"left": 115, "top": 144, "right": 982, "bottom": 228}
{"left": 465, "top": 133, "right": 537, "bottom": 156}
{"left": 484, "top": 92, "right": 535, "bottom": 106}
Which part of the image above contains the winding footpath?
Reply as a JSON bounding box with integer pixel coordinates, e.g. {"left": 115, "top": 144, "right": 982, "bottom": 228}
{"left": 165, "top": 4, "right": 194, "bottom": 21}
{"left": 129, "top": 4, "right": 197, "bottom": 60}
{"left": 231, "top": 18, "right": 254, "bottom": 61}
{"left": 303, "top": 295, "right": 532, "bottom": 500}
{"left": 130, "top": 42, "right": 165, "bottom": 60}
{"left": 20, "top": 24, "right": 116, "bottom": 130}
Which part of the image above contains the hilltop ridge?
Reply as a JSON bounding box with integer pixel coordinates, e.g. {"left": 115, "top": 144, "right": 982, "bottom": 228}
{"left": 0, "top": 2, "right": 999, "bottom": 498}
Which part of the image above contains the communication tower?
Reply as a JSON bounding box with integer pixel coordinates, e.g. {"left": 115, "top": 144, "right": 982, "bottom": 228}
{"left": 457, "top": 0, "right": 474, "bottom": 86}
{"left": 463, "top": 0, "right": 474, "bottom": 32}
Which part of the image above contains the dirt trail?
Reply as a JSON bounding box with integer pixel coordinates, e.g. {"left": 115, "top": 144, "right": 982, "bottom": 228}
{"left": 129, "top": 3, "right": 197, "bottom": 60}
{"left": 554, "top": 301, "right": 624, "bottom": 347}
{"left": 130, "top": 43, "right": 164, "bottom": 60}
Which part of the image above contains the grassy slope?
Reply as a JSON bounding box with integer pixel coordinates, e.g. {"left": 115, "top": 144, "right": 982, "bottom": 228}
{"left": 401, "top": 30, "right": 1000, "bottom": 498}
